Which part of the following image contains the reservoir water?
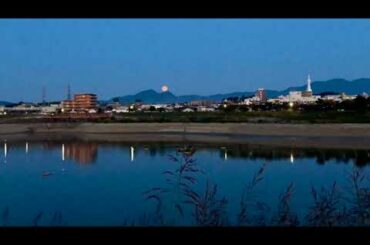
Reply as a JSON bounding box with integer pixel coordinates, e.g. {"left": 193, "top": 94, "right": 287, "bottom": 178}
{"left": 0, "top": 141, "right": 369, "bottom": 226}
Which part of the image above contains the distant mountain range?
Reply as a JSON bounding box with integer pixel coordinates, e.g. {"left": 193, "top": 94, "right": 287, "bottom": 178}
{"left": 0, "top": 78, "right": 369, "bottom": 105}
{"left": 111, "top": 78, "right": 370, "bottom": 104}
{"left": 0, "top": 101, "right": 15, "bottom": 106}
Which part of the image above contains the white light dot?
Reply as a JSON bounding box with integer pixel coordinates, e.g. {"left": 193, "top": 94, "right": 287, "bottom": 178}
{"left": 161, "top": 85, "right": 169, "bottom": 92}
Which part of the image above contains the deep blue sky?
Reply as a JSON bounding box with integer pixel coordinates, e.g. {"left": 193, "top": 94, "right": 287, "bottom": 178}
{"left": 1, "top": 19, "right": 370, "bottom": 102}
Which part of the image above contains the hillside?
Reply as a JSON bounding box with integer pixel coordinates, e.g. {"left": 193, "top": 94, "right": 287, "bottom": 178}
{"left": 110, "top": 78, "right": 370, "bottom": 104}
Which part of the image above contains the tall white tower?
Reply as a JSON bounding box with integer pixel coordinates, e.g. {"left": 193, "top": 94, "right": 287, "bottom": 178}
{"left": 306, "top": 74, "right": 312, "bottom": 92}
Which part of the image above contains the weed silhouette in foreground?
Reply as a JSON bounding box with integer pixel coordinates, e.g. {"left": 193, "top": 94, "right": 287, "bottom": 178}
{"left": 33, "top": 211, "right": 44, "bottom": 227}
{"left": 305, "top": 182, "right": 347, "bottom": 226}
{"left": 186, "top": 180, "right": 228, "bottom": 226}
{"left": 3, "top": 147, "right": 369, "bottom": 227}
{"left": 237, "top": 163, "right": 268, "bottom": 225}
{"left": 140, "top": 148, "right": 370, "bottom": 227}
{"left": 2, "top": 206, "right": 9, "bottom": 227}
{"left": 50, "top": 211, "right": 67, "bottom": 226}
{"left": 143, "top": 150, "right": 203, "bottom": 226}
{"left": 346, "top": 168, "right": 370, "bottom": 225}
{"left": 272, "top": 183, "right": 299, "bottom": 226}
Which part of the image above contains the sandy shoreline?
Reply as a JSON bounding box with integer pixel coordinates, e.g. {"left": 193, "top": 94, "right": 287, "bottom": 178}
{"left": 0, "top": 123, "right": 370, "bottom": 149}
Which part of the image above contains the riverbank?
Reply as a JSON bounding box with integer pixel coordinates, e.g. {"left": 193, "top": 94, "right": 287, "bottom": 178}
{"left": 1, "top": 111, "right": 370, "bottom": 124}
{"left": 0, "top": 123, "right": 370, "bottom": 149}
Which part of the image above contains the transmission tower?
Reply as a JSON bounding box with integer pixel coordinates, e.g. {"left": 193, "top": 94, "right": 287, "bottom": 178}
{"left": 41, "top": 85, "right": 46, "bottom": 104}
{"left": 67, "top": 83, "right": 71, "bottom": 100}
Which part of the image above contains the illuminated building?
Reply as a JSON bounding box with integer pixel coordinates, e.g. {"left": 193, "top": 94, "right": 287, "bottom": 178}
{"left": 61, "top": 93, "right": 97, "bottom": 113}
{"left": 276, "top": 75, "right": 318, "bottom": 104}
{"left": 74, "top": 94, "right": 97, "bottom": 110}
{"left": 61, "top": 100, "right": 76, "bottom": 112}
{"left": 255, "top": 88, "right": 267, "bottom": 102}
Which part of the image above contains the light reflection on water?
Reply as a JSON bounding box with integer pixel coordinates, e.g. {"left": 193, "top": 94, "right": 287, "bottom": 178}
{"left": 0, "top": 141, "right": 369, "bottom": 226}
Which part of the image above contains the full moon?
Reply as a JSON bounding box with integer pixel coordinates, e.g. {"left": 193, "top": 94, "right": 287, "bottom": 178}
{"left": 161, "top": 85, "right": 169, "bottom": 92}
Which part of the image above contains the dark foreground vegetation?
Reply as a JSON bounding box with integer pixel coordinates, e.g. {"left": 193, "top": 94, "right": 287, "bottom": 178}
{"left": 0, "top": 147, "right": 369, "bottom": 226}
{"left": 137, "top": 150, "right": 370, "bottom": 226}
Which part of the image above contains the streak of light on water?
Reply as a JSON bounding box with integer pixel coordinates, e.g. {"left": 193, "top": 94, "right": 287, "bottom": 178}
{"left": 290, "top": 152, "right": 294, "bottom": 164}
{"left": 4, "top": 141, "right": 7, "bottom": 158}
{"left": 130, "top": 146, "right": 135, "bottom": 162}
{"left": 62, "top": 144, "right": 65, "bottom": 161}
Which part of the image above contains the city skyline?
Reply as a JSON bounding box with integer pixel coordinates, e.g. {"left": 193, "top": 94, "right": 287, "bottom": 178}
{"left": 2, "top": 19, "right": 370, "bottom": 101}
{"left": 2, "top": 75, "right": 367, "bottom": 104}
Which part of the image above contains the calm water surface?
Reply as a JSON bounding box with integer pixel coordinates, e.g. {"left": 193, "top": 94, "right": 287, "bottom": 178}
{"left": 0, "top": 141, "right": 369, "bottom": 226}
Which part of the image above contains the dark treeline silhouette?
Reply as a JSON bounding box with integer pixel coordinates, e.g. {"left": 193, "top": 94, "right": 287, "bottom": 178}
{"left": 300, "top": 96, "right": 370, "bottom": 112}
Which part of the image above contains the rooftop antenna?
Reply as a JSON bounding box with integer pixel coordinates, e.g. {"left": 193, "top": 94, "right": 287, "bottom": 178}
{"left": 307, "top": 74, "right": 312, "bottom": 92}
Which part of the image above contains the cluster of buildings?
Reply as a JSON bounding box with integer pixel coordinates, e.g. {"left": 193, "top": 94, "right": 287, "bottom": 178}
{"left": 242, "top": 75, "right": 359, "bottom": 106}
{"left": 0, "top": 93, "right": 99, "bottom": 116}
{"left": 104, "top": 101, "right": 218, "bottom": 113}
{"left": 0, "top": 75, "right": 367, "bottom": 117}
{"left": 0, "top": 103, "right": 60, "bottom": 116}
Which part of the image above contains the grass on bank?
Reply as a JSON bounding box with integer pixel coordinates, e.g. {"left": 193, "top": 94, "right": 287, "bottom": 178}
{"left": 0, "top": 111, "right": 370, "bottom": 123}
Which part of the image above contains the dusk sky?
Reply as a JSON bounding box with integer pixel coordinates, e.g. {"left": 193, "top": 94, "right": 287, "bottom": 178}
{"left": 1, "top": 19, "right": 370, "bottom": 102}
